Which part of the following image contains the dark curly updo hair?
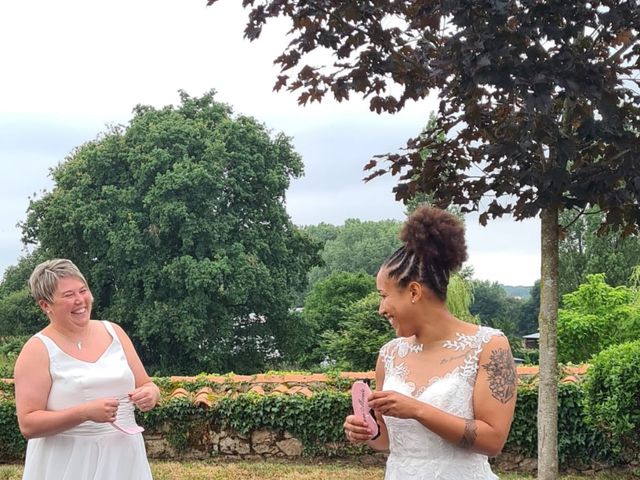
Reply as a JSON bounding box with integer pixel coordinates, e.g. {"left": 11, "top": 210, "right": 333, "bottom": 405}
{"left": 381, "top": 206, "right": 467, "bottom": 301}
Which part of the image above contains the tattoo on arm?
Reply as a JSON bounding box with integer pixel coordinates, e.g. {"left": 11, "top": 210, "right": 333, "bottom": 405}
{"left": 458, "top": 418, "right": 477, "bottom": 449}
{"left": 482, "top": 348, "right": 517, "bottom": 404}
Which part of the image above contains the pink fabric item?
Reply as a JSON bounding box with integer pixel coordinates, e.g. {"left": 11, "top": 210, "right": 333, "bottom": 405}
{"left": 110, "top": 422, "right": 144, "bottom": 435}
{"left": 351, "top": 381, "right": 379, "bottom": 438}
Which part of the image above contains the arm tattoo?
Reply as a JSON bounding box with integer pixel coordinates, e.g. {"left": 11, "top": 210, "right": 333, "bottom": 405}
{"left": 482, "top": 348, "right": 517, "bottom": 404}
{"left": 458, "top": 418, "right": 477, "bottom": 449}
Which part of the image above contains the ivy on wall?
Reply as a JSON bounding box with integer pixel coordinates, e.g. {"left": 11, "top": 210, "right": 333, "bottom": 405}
{"left": 0, "top": 376, "right": 633, "bottom": 466}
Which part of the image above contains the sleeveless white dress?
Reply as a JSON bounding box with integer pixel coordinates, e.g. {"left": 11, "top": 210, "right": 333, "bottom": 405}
{"left": 381, "top": 326, "right": 502, "bottom": 480}
{"left": 22, "top": 321, "right": 152, "bottom": 480}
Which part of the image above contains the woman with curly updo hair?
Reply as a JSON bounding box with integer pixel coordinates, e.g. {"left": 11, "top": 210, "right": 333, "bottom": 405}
{"left": 343, "top": 206, "right": 517, "bottom": 480}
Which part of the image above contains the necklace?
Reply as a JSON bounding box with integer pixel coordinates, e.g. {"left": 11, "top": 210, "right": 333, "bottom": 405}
{"left": 51, "top": 323, "right": 91, "bottom": 351}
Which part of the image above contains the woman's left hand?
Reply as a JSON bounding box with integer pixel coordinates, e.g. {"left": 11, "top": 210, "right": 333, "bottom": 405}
{"left": 368, "top": 390, "right": 419, "bottom": 419}
{"left": 129, "top": 383, "right": 160, "bottom": 412}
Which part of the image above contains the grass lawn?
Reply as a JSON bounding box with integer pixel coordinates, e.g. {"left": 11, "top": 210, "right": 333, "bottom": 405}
{"left": 0, "top": 459, "right": 636, "bottom": 479}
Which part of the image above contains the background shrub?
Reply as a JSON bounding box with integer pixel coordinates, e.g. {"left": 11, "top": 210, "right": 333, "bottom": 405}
{"left": 583, "top": 340, "right": 640, "bottom": 458}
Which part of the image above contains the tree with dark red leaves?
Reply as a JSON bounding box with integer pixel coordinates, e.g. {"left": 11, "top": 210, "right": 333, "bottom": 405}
{"left": 207, "top": 1, "right": 640, "bottom": 477}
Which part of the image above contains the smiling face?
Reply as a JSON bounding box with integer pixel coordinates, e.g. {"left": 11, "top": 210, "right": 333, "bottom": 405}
{"left": 40, "top": 276, "right": 93, "bottom": 328}
{"left": 376, "top": 268, "right": 416, "bottom": 337}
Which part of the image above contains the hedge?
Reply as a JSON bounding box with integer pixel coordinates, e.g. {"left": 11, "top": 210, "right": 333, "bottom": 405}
{"left": 0, "top": 375, "right": 633, "bottom": 468}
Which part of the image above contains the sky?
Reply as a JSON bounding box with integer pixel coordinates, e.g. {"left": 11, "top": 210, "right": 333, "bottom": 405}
{"left": 0, "top": 0, "right": 540, "bottom": 286}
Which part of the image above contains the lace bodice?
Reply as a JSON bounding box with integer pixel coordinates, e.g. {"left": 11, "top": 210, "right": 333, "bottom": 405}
{"left": 380, "top": 326, "right": 502, "bottom": 480}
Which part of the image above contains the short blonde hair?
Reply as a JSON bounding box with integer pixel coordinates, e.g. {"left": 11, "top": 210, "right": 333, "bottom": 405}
{"left": 28, "top": 259, "right": 88, "bottom": 303}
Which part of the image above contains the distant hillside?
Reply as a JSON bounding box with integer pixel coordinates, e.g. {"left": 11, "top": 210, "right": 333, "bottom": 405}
{"left": 502, "top": 285, "right": 532, "bottom": 299}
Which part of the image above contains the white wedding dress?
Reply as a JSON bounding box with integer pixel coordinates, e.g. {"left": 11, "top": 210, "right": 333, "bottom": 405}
{"left": 22, "top": 321, "right": 152, "bottom": 480}
{"left": 381, "top": 326, "right": 502, "bottom": 480}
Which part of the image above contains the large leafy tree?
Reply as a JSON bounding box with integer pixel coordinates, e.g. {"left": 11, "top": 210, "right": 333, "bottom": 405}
{"left": 300, "top": 270, "right": 376, "bottom": 368}
{"left": 0, "top": 251, "right": 47, "bottom": 336}
{"left": 559, "top": 208, "right": 640, "bottom": 297}
{"left": 20, "top": 91, "right": 320, "bottom": 375}
{"left": 209, "top": 2, "right": 640, "bottom": 477}
{"left": 470, "top": 280, "right": 521, "bottom": 336}
{"left": 301, "top": 219, "right": 402, "bottom": 294}
{"left": 519, "top": 281, "right": 541, "bottom": 336}
{"left": 323, "top": 292, "right": 393, "bottom": 371}
{"left": 557, "top": 274, "right": 640, "bottom": 363}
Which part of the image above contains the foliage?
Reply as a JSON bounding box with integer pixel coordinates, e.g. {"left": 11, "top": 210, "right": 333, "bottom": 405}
{"left": 0, "top": 251, "right": 47, "bottom": 336}
{"left": 0, "top": 375, "right": 633, "bottom": 467}
{"left": 215, "top": 0, "right": 640, "bottom": 229}
{"left": 559, "top": 208, "right": 640, "bottom": 298}
{"left": 19, "top": 90, "right": 321, "bottom": 375}
{"left": 299, "top": 271, "right": 376, "bottom": 368}
{"left": 0, "top": 400, "right": 26, "bottom": 461}
{"left": 300, "top": 219, "right": 402, "bottom": 296}
{"left": 557, "top": 274, "right": 640, "bottom": 363}
{"left": 446, "top": 274, "right": 477, "bottom": 324}
{"left": 303, "top": 272, "right": 376, "bottom": 334}
{"left": 518, "top": 282, "right": 541, "bottom": 336}
{"left": 126, "top": 390, "right": 355, "bottom": 456}
{"left": 322, "top": 292, "right": 393, "bottom": 371}
{"left": 0, "top": 250, "right": 44, "bottom": 298}
{"left": 0, "top": 337, "right": 29, "bottom": 378}
{"left": 583, "top": 340, "right": 640, "bottom": 457}
{"left": 470, "top": 280, "right": 521, "bottom": 336}
{"left": 502, "top": 286, "right": 532, "bottom": 299}
{"left": 508, "top": 381, "right": 618, "bottom": 466}
{"left": 208, "top": 3, "right": 640, "bottom": 472}
{"left": 0, "top": 290, "right": 44, "bottom": 337}
{"left": 215, "top": 392, "right": 351, "bottom": 454}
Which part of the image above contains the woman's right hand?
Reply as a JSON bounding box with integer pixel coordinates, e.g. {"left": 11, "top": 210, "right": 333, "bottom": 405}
{"left": 83, "top": 398, "right": 119, "bottom": 423}
{"left": 343, "top": 414, "right": 373, "bottom": 443}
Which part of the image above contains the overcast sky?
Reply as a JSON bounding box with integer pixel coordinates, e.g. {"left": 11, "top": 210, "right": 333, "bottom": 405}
{"left": 0, "top": 0, "right": 540, "bottom": 286}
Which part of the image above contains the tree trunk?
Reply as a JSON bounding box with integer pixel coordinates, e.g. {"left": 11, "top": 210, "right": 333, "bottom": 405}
{"left": 537, "top": 206, "right": 559, "bottom": 479}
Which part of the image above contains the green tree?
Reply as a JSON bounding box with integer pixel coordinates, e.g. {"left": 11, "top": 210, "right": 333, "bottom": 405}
{"left": 583, "top": 340, "right": 640, "bottom": 458}
{"left": 446, "top": 274, "right": 477, "bottom": 324}
{"left": 301, "top": 219, "right": 402, "bottom": 295}
{"left": 212, "top": 3, "right": 640, "bottom": 476}
{"left": 559, "top": 208, "right": 640, "bottom": 297}
{"left": 0, "top": 250, "right": 47, "bottom": 336}
{"left": 557, "top": 274, "right": 640, "bottom": 363}
{"left": 518, "top": 282, "right": 541, "bottom": 336}
{"left": 323, "top": 292, "right": 393, "bottom": 371}
{"left": 300, "top": 270, "right": 375, "bottom": 368}
{"left": 0, "top": 290, "right": 44, "bottom": 337}
{"left": 0, "top": 251, "right": 43, "bottom": 298}
{"left": 470, "top": 280, "right": 521, "bottom": 337}
{"left": 20, "top": 90, "right": 320, "bottom": 375}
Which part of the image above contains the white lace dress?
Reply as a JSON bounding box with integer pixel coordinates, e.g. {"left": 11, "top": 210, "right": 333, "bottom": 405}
{"left": 22, "top": 321, "right": 152, "bottom": 480}
{"left": 381, "top": 326, "right": 502, "bottom": 480}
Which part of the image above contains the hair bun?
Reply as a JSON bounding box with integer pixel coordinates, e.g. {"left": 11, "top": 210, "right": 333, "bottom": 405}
{"left": 400, "top": 206, "right": 468, "bottom": 272}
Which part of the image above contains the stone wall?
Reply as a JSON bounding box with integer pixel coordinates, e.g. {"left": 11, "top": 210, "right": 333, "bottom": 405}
{"left": 144, "top": 427, "right": 304, "bottom": 460}
{"left": 142, "top": 426, "right": 636, "bottom": 476}
{"left": 141, "top": 425, "right": 540, "bottom": 473}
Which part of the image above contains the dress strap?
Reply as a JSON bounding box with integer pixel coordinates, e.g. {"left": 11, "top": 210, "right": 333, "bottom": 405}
{"left": 101, "top": 320, "right": 121, "bottom": 345}
{"left": 33, "top": 332, "right": 58, "bottom": 356}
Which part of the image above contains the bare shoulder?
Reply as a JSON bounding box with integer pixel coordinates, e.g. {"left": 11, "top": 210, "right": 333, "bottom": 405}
{"left": 17, "top": 335, "right": 47, "bottom": 360}
{"left": 14, "top": 336, "right": 48, "bottom": 376}
{"left": 478, "top": 333, "right": 517, "bottom": 405}
{"left": 483, "top": 331, "right": 512, "bottom": 352}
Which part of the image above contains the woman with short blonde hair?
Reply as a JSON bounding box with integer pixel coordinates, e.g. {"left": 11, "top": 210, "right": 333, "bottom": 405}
{"left": 15, "top": 258, "right": 160, "bottom": 480}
